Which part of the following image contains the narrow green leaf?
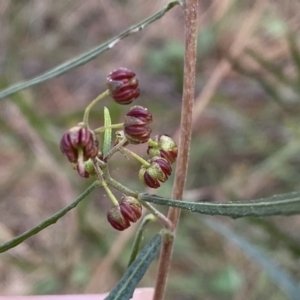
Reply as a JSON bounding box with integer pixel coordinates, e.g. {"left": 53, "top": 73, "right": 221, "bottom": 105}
{"left": 103, "top": 107, "right": 112, "bottom": 157}
{"left": 0, "top": 181, "right": 100, "bottom": 254}
{"left": 127, "top": 214, "right": 156, "bottom": 267}
{"left": 139, "top": 191, "right": 300, "bottom": 219}
{"left": 202, "top": 217, "right": 300, "bottom": 300}
{"left": 105, "top": 233, "right": 162, "bottom": 300}
{"left": 0, "top": 1, "right": 180, "bottom": 101}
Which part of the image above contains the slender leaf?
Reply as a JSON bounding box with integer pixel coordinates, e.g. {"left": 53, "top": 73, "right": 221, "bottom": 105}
{"left": 103, "top": 107, "right": 112, "bottom": 157}
{"left": 127, "top": 214, "right": 156, "bottom": 267}
{"left": 0, "top": 181, "right": 100, "bottom": 253}
{"left": 105, "top": 233, "right": 162, "bottom": 300}
{"left": 0, "top": 1, "right": 180, "bottom": 101}
{"left": 139, "top": 191, "right": 300, "bottom": 219}
{"left": 202, "top": 217, "right": 300, "bottom": 300}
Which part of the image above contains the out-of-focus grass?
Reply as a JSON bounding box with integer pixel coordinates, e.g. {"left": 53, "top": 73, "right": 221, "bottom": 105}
{"left": 1, "top": 0, "right": 300, "bottom": 298}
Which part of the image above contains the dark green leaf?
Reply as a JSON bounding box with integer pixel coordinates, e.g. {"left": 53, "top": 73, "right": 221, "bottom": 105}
{"left": 139, "top": 191, "right": 300, "bottom": 218}
{"left": 105, "top": 234, "right": 162, "bottom": 300}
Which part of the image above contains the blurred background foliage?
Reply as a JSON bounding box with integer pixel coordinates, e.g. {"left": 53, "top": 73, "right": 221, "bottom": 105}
{"left": 1, "top": 0, "right": 300, "bottom": 299}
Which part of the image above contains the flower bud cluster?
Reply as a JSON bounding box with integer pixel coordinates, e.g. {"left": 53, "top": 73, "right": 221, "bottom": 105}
{"left": 60, "top": 68, "right": 141, "bottom": 177}
{"left": 59, "top": 67, "right": 178, "bottom": 231}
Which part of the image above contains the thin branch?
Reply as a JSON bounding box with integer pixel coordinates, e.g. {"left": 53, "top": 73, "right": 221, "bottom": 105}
{"left": 139, "top": 200, "right": 173, "bottom": 229}
{"left": 173, "top": 0, "right": 267, "bottom": 140}
{"left": 153, "top": 0, "right": 198, "bottom": 299}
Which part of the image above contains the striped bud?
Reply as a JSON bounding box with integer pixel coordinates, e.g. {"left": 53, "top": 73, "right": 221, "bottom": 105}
{"left": 107, "top": 68, "right": 140, "bottom": 105}
{"left": 147, "top": 134, "right": 178, "bottom": 164}
{"left": 60, "top": 126, "right": 99, "bottom": 163}
{"left": 107, "top": 196, "right": 142, "bottom": 231}
{"left": 139, "top": 157, "right": 172, "bottom": 189}
{"left": 124, "top": 106, "right": 152, "bottom": 144}
{"left": 120, "top": 196, "right": 142, "bottom": 223}
{"left": 107, "top": 206, "right": 131, "bottom": 231}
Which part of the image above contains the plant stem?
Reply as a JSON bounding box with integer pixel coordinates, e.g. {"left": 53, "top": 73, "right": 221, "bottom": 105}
{"left": 100, "top": 162, "right": 138, "bottom": 197}
{"left": 94, "top": 123, "right": 124, "bottom": 134}
{"left": 148, "top": 139, "right": 158, "bottom": 147}
{"left": 94, "top": 158, "right": 171, "bottom": 228}
{"left": 102, "top": 180, "right": 119, "bottom": 206}
{"left": 83, "top": 90, "right": 110, "bottom": 126}
{"left": 153, "top": 0, "right": 198, "bottom": 298}
{"left": 121, "top": 147, "right": 151, "bottom": 167}
{"left": 139, "top": 200, "right": 173, "bottom": 230}
{"left": 104, "top": 136, "right": 128, "bottom": 161}
{"left": 92, "top": 160, "right": 119, "bottom": 206}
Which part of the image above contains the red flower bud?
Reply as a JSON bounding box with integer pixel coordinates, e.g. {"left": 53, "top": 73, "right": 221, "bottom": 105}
{"left": 60, "top": 126, "right": 99, "bottom": 163}
{"left": 107, "top": 197, "right": 142, "bottom": 231}
{"left": 147, "top": 134, "right": 178, "bottom": 164}
{"left": 108, "top": 68, "right": 136, "bottom": 81}
{"left": 139, "top": 157, "right": 172, "bottom": 189}
{"left": 107, "top": 68, "right": 140, "bottom": 105}
{"left": 124, "top": 106, "right": 152, "bottom": 144}
{"left": 107, "top": 206, "right": 131, "bottom": 231}
{"left": 126, "top": 105, "right": 153, "bottom": 124}
{"left": 120, "top": 196, "right": 142, "bottom": 223}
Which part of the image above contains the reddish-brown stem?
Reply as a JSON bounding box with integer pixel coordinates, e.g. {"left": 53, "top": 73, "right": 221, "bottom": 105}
{"left": 153, "top": 0, "right": 198, "bottom": 299}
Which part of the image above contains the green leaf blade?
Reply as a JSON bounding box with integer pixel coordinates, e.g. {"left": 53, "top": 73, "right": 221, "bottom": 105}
{"left": 103, "top": 107, "right": 112, "bottom": 157}
{"left": 139, "top": 191, "right": 300, "bottom": 218}
{"left": 105, "top": 233, "right": 162, "bottom": 300}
